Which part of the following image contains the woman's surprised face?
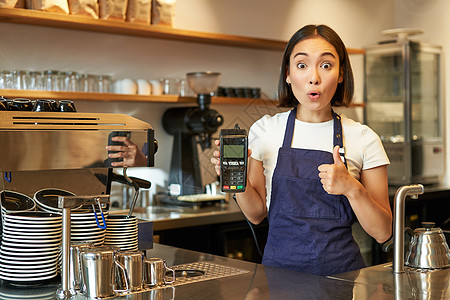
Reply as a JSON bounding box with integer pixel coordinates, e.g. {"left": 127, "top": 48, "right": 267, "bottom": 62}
{"left": 286, "top": 36, "right": 343, "bottom": 112}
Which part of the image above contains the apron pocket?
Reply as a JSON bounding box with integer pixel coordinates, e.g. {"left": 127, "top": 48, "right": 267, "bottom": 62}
{"left": 276, "top": 175, "right": 341, "bottom": 220}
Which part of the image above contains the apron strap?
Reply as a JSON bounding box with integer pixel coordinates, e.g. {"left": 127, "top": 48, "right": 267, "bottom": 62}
{"left": 332, "top": 111, "right": 347, "bottom": 167}
{"left": 282, "top": 107, "right": 297, "bottom": 148}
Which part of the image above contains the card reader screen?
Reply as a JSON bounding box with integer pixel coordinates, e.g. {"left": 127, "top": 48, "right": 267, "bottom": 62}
{"left": 223, "top": 144, "right": 244, "bottom": 158}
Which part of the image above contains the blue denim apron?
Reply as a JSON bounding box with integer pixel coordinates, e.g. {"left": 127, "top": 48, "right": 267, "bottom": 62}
{"left": 262, "top": 107, "right": 366, "bottom": 276}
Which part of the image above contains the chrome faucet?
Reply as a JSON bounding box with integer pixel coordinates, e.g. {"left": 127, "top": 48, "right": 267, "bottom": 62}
{"left": 392, "top": 184, "right": 424, "bottom": 273}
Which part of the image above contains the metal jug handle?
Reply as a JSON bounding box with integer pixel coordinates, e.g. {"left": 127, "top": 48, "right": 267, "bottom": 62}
{"left": 113, "top": 257, "right": 130, "bottom": 293}
{"left": 92, "top": 197, "right": 107, "bottom": 229}
{"left": 163, "top": 261, "right": 175, "bottom": 285}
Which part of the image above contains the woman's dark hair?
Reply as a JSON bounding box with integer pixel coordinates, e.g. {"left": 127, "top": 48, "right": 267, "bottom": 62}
{"left": 278, "top": 24, "right": 354, "bottom": 108}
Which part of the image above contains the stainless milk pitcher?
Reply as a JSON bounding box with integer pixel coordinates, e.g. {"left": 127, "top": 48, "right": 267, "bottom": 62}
{"left": 81, "top": 249, "right": 130, "bottom": 298}
{"left": 116, "top": 251, "right": 145, "bottom": 292}
{"left": 69, "top": 242, "right": 94, "bottom": 291}
{"left": 144, "top": 258, "right": 175, "bottom": 287}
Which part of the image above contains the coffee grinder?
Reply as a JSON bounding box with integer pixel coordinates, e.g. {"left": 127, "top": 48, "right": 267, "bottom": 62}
{"left": 162, "top": 72, "right": 223, "bottom": 196}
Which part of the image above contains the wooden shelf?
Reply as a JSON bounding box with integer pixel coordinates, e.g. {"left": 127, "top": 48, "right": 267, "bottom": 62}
{"left": 0, "top": 89, "right": 281, "bottom": 106}
{"left": 0, "top": 8, "right": 365, "bottom": 54}
{"left": 0, "top": 89, "right": 365, "bottom": 108}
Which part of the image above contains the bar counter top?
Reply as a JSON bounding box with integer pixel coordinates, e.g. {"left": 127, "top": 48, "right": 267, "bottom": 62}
{"left": 110, "top": 199, "right": 246, "bottom": 231}
{"left": 1, "top": 243, "right": 449, "bottom": 299}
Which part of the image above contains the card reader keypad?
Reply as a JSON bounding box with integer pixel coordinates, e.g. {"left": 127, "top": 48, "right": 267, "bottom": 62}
{"left": 222, "top": 163, "right": 245, "bottom": 191}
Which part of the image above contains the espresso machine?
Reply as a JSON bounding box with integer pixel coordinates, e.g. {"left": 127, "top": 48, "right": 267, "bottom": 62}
{"left": 0, "top": 110, "right": 156, "bottom": 297}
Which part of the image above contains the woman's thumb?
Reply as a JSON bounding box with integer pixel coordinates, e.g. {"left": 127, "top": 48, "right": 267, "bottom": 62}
{"left": 333, "top": 145, "right": 344, "bottom": 165}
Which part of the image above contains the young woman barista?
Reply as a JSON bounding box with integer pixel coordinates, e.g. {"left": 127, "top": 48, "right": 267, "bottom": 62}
{"left": 211, "top": 24, "right": 392, "bottom": 276}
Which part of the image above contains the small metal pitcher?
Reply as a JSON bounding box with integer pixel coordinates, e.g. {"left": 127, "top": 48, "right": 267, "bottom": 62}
{"left": 81, "top": 249, "right": 130, "bottom": 298}
{"left": 68, "top": 242, "right": 94, "bottom": 291}
{"left": 116, "top": 251, "right": 145, "bottom": 292}
{"left": 143, "top": 258, "right": 175, "bottom": 287}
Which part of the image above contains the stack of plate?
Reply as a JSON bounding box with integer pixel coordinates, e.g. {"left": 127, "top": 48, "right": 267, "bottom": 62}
{"left": 0, "top": 211, "right": 61, "bottom": 285}
{"left": 34, "top": 188, "right": 108, "bottom": 246}
{"left": 1, "top": 191, "right": 36, "bottom": 223}
{"left": 104, "top": 215, "right": 138, "bottom": 251}
{"left": 70, "top": 211, "right": 108, "bottom": 246}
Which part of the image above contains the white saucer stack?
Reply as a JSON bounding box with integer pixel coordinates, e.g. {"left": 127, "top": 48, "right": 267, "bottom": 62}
{"left": 104, "top": 215, "right": 138, "bottom": 251}
{"left": 0, "top": 211, "right": 62, "bottom": 285}
{"left": 70, "top": 211, "right": 108, "bottom": 246}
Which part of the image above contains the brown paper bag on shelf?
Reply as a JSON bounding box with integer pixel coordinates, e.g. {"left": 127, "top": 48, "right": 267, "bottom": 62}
{"left": 68, "top": 0, "right": 99, "bottom": 19}
{"left": 99, "top": 0, "right": 128, "bottom": 21}
{"left": 29, "top": 0, "right": 69, "bottom": 13}
{"left": 0, "top": 0, "right": 25, "bottom": 8}
{"left": 151, "top": 0, "right": 175, "bottom": 26}
{"left": 126, "top": 0, "right": 151, "bottom": 24}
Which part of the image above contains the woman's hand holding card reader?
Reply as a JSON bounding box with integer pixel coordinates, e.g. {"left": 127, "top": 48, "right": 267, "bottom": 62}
{"left": 220, "top": 124, "right": 248, "bottom": 193}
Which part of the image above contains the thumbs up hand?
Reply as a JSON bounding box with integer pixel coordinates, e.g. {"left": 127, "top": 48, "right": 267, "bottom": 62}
{"left": 332, "top": 144, "right": 345, "bottom": 166}
{"left": 318, "top": 145, "right": 353, "bottom": 195}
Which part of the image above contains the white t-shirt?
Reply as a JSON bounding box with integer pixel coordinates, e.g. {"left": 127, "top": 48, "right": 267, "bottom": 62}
{"left": 249, "top": 110, "right": 390, "bottom": 209}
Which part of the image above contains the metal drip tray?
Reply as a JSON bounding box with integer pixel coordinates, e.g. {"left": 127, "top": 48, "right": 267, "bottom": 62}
{"left": 113, "top": 262, "right": 249, "bottom": 299}
{"left": 167, "top": 262, "right": 249, "bottom": 286}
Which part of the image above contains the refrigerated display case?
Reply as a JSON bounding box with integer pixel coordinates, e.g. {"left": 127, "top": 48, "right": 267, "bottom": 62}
{"left": 364, "top": 36, "right": 444, "bottom": 185}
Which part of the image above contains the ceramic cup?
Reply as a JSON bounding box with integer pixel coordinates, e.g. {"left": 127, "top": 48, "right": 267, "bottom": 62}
{"left": 0, "top": 98, "right": 8, "bottom": 110}
{"left": 136, "top": 79, "right": 151, "bottom": 95}
{"left": 58, "top": 100, "right": 77, "bottom": 112}
{"left": 33, "top": 99, "right": 55, "bottom": 112}
{"left": 9, "top": 98, "right": 33, "bottom": 111}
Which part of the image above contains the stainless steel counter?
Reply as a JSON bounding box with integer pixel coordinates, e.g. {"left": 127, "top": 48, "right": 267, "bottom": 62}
{"left": 0, "top": 244, "right": 329, "bottom": 299}
{"left": 330, "top": 263, "right": 450, "bottom": 299}
{"left": 1, "top": 244, "right": 448, "bottom": 299}
{"left": 146, "top": 243, "right": 356, "bottom": 300}
{"left": 110, "top": 200, "right": 246, "bottom": 231}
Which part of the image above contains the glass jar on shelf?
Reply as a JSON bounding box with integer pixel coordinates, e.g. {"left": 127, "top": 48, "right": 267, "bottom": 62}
{"left": 43, "top": 70, "right": 62, "bottom": 91}
{"left": 98, "top": 75, "right": 112, "bottom": 93}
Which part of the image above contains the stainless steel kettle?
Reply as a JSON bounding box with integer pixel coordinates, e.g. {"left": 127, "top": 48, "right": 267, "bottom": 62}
{"left": 405, "top": 222, "right": 450, "bottom": 269}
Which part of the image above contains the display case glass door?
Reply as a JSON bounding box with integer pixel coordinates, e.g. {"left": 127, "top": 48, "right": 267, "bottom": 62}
{"left": 365, "top": 44, "right": 405, "bottom": 143}
{"left": 410, "top": 47, "right": 441, "bottom": 141}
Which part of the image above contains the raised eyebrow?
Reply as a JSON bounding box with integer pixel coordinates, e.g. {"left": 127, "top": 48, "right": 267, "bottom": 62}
{"left": 293, "top": 51, "right": 337, "bottom": 59}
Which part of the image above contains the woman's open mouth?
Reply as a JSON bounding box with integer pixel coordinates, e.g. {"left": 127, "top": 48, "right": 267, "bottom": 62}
{"left": 308, "top": 91, "right": 321, "bottom": 100}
